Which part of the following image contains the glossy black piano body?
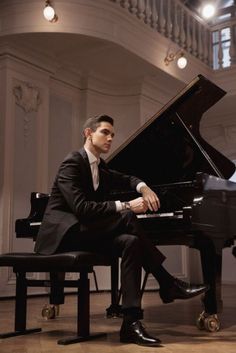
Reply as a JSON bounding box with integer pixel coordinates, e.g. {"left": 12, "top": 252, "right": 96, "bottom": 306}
{"left": 106, "top": 74, "right": 236, "bottom": 314}
{"left": 16, "top": 75, "right": 236, "bottom": 317}
{"left": 107, "top": 75, "right": 236, "bottom": 237}
{"left": 15, "top": 192, "right": 49, "bottom": 241}
{"left": 108, "top": 172, "right": 236, "bottom": 253}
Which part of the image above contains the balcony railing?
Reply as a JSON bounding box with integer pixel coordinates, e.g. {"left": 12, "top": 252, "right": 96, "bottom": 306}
{"left": 111, "top": 0, "right": 236, "bottom": 70}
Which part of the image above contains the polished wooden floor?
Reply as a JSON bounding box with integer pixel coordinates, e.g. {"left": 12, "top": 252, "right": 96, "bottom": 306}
{"left": 0, "top": 285, "right": 236, "bottom": 353}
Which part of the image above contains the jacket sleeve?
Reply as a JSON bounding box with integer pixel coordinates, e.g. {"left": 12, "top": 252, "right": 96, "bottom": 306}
{"left": 100, "top": 159, "right": 143, "bottom": 191}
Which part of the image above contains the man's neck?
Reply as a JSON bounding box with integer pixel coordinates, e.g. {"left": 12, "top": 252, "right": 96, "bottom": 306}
{"left": 84, "top": 141, "right": 100, "bottom": 159}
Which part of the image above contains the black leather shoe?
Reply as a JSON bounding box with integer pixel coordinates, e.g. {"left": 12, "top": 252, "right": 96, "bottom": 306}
{"left": 160, "top": 278, "right": 209, "bottom": 303}
{"left": 120, "top": 320, "right": 162, "bottom": 347}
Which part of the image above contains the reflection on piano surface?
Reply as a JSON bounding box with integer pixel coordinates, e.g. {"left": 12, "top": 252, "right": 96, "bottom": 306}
{"left": 16, "top": 75, "right": 236, "bottom": 331}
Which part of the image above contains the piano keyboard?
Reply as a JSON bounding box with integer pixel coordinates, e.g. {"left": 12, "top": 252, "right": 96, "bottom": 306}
{"left": 30, "top": 213, "right": 184, "bottom": 225}
{"left": 137, "top": 211, "right": 183, "bottom": 219}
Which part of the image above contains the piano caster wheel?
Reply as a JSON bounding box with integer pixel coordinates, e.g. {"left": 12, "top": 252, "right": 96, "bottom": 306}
{"left": 196, "top": 311, "right": 206, "bottom": 330}
{"left": 204, "top": 314, "right": 220, "bottom": 332}
{"left": 42, "top": 304, "right": 60, "bottom": 320}
{"left": 54, "top": 304, "right": 60, "bottom": 316}
{"left": 196, "top": 311, "right": 220, "bottom": 332}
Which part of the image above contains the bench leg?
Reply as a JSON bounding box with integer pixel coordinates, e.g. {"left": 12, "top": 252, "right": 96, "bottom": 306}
{"left": 0, "top": 272, "right": 41, "bottom": 338}
{"left": 57, "top": 271, "right": 106, "bottom": 345}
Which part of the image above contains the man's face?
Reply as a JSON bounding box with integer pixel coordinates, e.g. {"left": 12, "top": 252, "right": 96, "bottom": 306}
{"left": 89, "top": 121, "right": 115, "bottom": 154}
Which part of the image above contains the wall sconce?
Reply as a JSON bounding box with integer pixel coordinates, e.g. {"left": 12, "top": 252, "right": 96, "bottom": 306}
{"left": 43, "top": 0, "right": 58, "bottom": 23}
{"left": 164, "top": 50, "right": 187, "bottom": 69}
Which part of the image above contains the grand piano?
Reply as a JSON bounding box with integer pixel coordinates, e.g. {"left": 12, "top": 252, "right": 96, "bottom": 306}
{"left": 15, "top": 74, "right": 236, "bottom": 331}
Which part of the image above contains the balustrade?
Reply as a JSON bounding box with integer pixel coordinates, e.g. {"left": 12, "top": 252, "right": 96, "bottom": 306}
{"left": 111, "top": 0, "right": 236, "bottom": 70}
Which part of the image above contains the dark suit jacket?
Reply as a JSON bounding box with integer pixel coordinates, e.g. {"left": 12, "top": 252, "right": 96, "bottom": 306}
{"left": 34, "top": 148, "right": 143, "bottom": 255}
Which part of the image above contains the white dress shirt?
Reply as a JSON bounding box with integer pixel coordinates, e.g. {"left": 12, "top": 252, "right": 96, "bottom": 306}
{"left": 84, "top": 147, "right": 100, "bottom": 190}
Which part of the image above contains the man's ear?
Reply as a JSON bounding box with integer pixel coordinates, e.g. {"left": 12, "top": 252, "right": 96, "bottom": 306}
{"left": 84, "top": 128, "right": 92, "bottom": 139}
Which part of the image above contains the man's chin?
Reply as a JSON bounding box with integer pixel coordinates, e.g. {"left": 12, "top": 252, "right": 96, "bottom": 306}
{"left": 102, "top": 147, "right": 111, "bottom": 153}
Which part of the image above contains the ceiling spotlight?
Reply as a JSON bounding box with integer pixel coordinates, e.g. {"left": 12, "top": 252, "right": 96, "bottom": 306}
{"left": 164, "top": 50, "right": 187, "bottom": 69}
{"left": 43, "top": 0, "right": 58, "bottom": 23}
{"left": 201, "top": 4, "right": 216, "bottom": 19}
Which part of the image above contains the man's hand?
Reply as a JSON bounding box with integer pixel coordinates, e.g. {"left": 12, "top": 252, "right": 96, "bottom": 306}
{"left": 139, "top": 185, "right": 160, "bottom": 212}
{"left": 129, "top": 197, "right": 148, "bottom": 214}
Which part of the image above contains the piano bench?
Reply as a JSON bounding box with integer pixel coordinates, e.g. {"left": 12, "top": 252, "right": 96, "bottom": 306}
{"left": 0, "top": 251, "right": 115, "bottom": 345}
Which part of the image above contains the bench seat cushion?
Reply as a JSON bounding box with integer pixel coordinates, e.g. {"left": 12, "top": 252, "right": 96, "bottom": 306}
{"left": 0, "top": 251, "right": 113, "bottom": 272}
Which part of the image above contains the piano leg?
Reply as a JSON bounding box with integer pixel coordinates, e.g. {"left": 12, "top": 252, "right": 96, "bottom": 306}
{"left": 215, "top": 252, "right": 223, "bottom": 312}
{"left": 194, "top": 236, "right": 222, "bottom": 331}
{"left": 41, "top": 272, "right": 65, "bottom": 320}
{"left": 42, "top": 268, "right": 101, "bottom": 320}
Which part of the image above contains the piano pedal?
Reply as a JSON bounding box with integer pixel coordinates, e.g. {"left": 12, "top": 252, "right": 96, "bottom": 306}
{"left": 196, "top": 311, "right": 220, "bottom": 332}
{"left": 41, "top": 304, "right": 60, "bottom": 320}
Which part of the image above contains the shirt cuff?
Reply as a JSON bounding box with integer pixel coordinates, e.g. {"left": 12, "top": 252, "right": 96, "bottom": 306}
{"left": 136, "top": 182, "right": 147, "bottom": 193}
{"left": 115, "top": 200, "right": 123, "bottom": 212}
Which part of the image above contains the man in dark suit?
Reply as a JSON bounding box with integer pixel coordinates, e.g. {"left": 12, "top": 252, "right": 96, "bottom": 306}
{"left": 35, "top": 115, "right": 207, "bottom": 347}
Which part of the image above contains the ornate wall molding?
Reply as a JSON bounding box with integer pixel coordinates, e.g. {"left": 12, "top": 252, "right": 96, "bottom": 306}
{"left": 13, "top": 81, "right": 41, "bottom": 145}
{"left": 13, "top": 80, "right": 41, "bottom": 113}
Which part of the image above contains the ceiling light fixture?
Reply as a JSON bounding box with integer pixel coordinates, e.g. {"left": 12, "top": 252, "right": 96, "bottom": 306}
{"left": 43, "top": 0, "right": 58, "bottom": 23}
{"left": 201, "top": 3, "right": 216, "bottom": 19}
{"left": 164, "top": 50, "right": 187, "bottom": 69}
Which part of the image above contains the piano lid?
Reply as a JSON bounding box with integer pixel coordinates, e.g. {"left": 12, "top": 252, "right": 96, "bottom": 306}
{"left": 107, "top": 75, "right": 235, "bottom": 185}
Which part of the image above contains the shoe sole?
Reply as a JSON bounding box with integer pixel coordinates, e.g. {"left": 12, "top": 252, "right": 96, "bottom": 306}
{"left": 162, "top": 298, "right": 174, "bottom": 304}
{"left": 161, "top": 288, "right": 208, "bottom": 304}
{"left": 120, "top": 338, "right": 162, "bottom": 347}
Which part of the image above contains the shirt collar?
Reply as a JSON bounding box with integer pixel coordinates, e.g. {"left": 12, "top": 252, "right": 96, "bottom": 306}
{"left": 84, "top": 147, "right": 100, "bottom": 165}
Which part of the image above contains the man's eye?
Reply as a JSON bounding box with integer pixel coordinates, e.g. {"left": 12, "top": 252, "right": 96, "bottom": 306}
{"left": 100, "top": 129, "right": 114, "bottom": 137}
{"left": 101, "top": 130, "right": 109, "bottom": 135}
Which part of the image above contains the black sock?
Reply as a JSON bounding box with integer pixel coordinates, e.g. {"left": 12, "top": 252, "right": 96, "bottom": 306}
{"left": 153, "top": 265, "right": 174, "bottom": 289}
{"left": 122, "top": 307, "right": 143, "bottom": 324}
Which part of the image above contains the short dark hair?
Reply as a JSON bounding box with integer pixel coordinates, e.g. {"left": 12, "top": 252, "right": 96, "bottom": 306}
{"left": 83, "top": 115, "right": 114, "bottom": 137}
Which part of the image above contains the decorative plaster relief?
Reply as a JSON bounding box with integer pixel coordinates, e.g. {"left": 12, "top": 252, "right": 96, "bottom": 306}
{"left": 13, "top": 81, "right": 41, "bottom": 113}
{"left": 13, "top": 81, "right": 41, "bottom": 145}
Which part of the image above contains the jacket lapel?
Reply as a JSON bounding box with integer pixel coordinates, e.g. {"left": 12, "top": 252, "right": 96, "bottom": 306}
{"left": 78, "top": 148, "right": 94, "bottom": 192}
{"left": 78, "top": 148, "right": 110, "bottom": 195}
